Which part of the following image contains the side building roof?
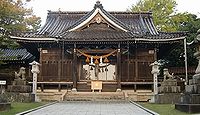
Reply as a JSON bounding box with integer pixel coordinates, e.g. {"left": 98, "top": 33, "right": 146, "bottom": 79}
{"left": 0, "top": 48, "right": 35, "bottom": 63}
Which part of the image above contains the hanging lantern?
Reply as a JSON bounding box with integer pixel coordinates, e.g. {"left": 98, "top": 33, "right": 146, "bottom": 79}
{"left": 85, "top": 57, "right": 90, "bottom": 63}
{"left": 94, "top": 59, "right": 99, "bottom": 64}
{"left": 104, "top": 57, "right": 109, "bottom": 63}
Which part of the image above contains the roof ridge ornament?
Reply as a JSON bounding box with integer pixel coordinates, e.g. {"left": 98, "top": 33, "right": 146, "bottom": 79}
{"left": 94, "top": 0, "right": 103, "bottom": 9}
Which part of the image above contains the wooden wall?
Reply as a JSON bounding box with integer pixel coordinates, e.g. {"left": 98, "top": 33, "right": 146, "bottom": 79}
{"left": 121, "top": 48, "right": 155, "bottom": 82}
{"left": 39, "top": 48, "right": 73, "bottom": 82}
{"left": 38, "top": 48, "right": 155, "bottom": 83}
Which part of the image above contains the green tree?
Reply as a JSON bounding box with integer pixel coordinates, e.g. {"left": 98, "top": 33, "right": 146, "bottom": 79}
{"left": 130, "top": 0, "right": 199, "bottom": 67}
{"left": 129, "top": 0, "right": 188, "bottom": 32}
{"left": 0, "top": 0, "right": 41, "bottom": 49}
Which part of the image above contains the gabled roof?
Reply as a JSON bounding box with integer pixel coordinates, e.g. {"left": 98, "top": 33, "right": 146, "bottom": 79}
{"left": 0, "top": 48, "right": 35, "bottom": 62}
{"left": 11, "top": 1, "right": 186, "bottom": 43}
{"left": 66, "top": 1, "right": 128, "bottom": 32}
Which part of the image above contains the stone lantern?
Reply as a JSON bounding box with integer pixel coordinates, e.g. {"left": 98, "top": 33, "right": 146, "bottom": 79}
{"left": 193, "top": 29, "right": 200, "bottom": 80}
{"left": 150, "top": 61, "right": 160, "bottom": 95}
{"left": 175, "top": 29, "right": 200, "bottom": 113}
{"left": 29, "top": 61, "right": 40, "bottom": 102}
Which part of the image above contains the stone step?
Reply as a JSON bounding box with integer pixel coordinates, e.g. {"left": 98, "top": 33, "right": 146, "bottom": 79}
{"left": 37, "top": 91, "right": 66, "bottom": 101}
{"left": 36, "top": 90, "right": 153, "bottom": 102}
{"left": 64, "top": 92, "right": 125, "bottom": 101}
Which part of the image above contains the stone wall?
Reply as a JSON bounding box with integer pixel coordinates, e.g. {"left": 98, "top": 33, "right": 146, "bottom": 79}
{"left": 0, "top": 92, "right": 34, "bottom": 102}
{"left": 154, "top": 93, "right": 181, "bottom": 104}
{"left": 0, "top": 103, "right": 11, "bottom": 111}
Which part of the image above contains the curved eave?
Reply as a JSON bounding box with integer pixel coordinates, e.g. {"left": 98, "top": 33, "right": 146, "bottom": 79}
{"left": 10, "top": 36, "right": 58, "bottom": 43}
{"left": 59, "top": 36, "right": 186, "bottom": 43}
{"left": 10, "top": 35, "right": 185, "bottom": 44}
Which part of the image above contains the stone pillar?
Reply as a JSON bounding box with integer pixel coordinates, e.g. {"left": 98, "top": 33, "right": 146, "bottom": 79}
{"left": 116, "top": 44, "right": 121, "bottom": 92}
{"left": 72, "top": 45, "right": 77, "bottom": 92}
{"left": 150, "top": 61, "right": 160, "bottom": 95}
{"left": 29, "top": 61, "right": 40, "bottom": 102}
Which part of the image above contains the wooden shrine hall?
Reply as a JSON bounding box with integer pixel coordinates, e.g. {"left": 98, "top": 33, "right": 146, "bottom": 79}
{"left": 11, "top": 1, "right": 186, "bottom": 92}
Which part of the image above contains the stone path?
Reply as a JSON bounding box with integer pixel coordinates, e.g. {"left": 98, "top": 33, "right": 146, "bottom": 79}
{"left": 24, "top": 101, "right": 156, "bottom": 115}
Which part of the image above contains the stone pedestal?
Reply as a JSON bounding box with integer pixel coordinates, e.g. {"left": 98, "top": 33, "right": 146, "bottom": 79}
{"left": 7, "top": 79, "right": 31, "bottom": 93}
{"left": 185, "top": 73, "right": 200, "bottom": 94}
{"left": 154, "top": 78, "right": 181, "bottom": 104}
{"left": 175, "top": 30, "right": 200, "bottom": 113}
{"left": 158, "top": 79, "right": 181, "bottom": 93}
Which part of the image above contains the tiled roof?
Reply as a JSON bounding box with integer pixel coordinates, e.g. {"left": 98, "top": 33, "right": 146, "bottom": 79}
{"left": 58, "top": 30, "right": 139, "bottom": 41}
{"left": 0, "top": 48, "right": 35, "bottom": 61}
{"left": 11, "top": 1, "right": 186, "bottom": 42}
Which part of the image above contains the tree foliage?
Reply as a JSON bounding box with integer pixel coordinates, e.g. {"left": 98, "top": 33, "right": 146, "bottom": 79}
{"left": 130, "top": 0, "right": 188, "bottom": 32}
{"left": 130, "top": 0, "right": 200, "bottom": 67}
{"left": 0, "top": 0, "right": 41, "bottom": 49}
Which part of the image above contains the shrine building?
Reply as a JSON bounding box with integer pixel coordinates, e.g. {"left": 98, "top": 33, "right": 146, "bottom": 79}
{"left": 11, "top": 1, "right": 186, "bottom": 92}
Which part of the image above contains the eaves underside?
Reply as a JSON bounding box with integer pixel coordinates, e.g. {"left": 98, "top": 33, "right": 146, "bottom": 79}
{"left": 11, "top": 36, "right": 185, "bottom": 44}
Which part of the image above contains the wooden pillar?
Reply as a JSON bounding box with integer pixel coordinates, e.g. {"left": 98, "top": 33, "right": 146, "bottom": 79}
{"left": 72, "top": 44, "right": 77, "bottom": 92}
{"left": 58, "top": 42, "right": 64, "bottom": 92}
{"left": 39, "top": 48, "right": 43, "bottom": 91}
{"left": 58, "top": 61, "right": 61, "bottom": 92}
{"left": 117, "top": 44, "right": 121, "bottom": 91}
{"left": 135, "top": 48, "right": 138, "bottom": 82}
{"left": 127, "top": 41, "right": 130, "bottom": 81}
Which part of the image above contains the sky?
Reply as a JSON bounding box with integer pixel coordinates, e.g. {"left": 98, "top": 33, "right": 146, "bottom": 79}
{"left": 25, "top": 0, "right": 200, "bottom": 25}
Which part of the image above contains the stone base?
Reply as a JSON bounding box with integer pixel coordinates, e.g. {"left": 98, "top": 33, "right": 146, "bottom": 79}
{"left": 31, "top": 94, "right": 41, "bottom": 102}
{"left": 158, "top": 86, "right": 180, "bottom": 93}
{"left": 154, "top": 93, "right": 181, "bottom": 104}
{"left": 162, "top": 79, "right": 177, "bottom": 86}
{"left": 158, "top": 79, "right": 181, "bottom": 93}
{"left": 7, "top": 85, "right": 31, "bottom": 93}
{"left": 149, "top": 95, "right": 156, "bottom": 103}
{"left": 0, "top": 103, "right": 11, "bottom": 111}
{"left": 180, "top": 94, "right": 200, "bottom": 104}
{"left": 13, "top": 79, "right": 26, "bottom": 85}
{"left": 0, "top": 92, "right": 34, "bottom": 102}
{"left": 193, "top": 73, "right": 200, "bottom": 82}
{"left": 185, "top": 84, "right": 200, "bottom": 94}
{"left": 175, "top": 104, "right": 200, "bottom": 113}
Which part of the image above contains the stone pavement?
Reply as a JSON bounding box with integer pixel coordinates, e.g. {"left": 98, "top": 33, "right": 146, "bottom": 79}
{"left": 24, "top": 101, "right": 156, "bottom": 115}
